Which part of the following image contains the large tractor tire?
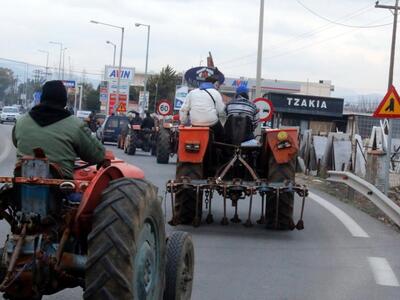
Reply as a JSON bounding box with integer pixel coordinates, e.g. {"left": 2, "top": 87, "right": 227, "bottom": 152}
{"left": 173, "top": 163, "right": 203, "bottom": 225}
{"left": 84, "top": 178, "right": 166, "bottom": 300}
{"left": 157, "top": 127, "right": 171, "bottom": 164}
{"left": 266, "top": 155, "right": 296, "bottom": 230}
{"left": 126, "top": 133, "right": 137, "bottom": 155}
{"left": 164, "top": 231, "right": 194, "bottom": 300}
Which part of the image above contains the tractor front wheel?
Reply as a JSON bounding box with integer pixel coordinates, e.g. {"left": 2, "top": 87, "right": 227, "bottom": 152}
{"left": 84, "top": 178, "right": 166, "bottom": 300}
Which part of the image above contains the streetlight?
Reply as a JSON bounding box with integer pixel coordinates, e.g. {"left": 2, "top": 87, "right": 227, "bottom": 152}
{"left": 255, "top": 0, "right": 264, "bottom": 99}
{"left": 62, "top": 47, "right": 67, "bottom": 80}
{"left": 91, "top": 20, "right": 125, "bottom": 115}
{"left": 106, "top": 40, "right": 117, "bottom": 66}
{"left": 135, "top": 22, "right": 150, "bottom": 115}
{"left": 38, "top": 49, "right": 49, "bottom": 80}
{"left": 49, "top": 41, "right": 63, "bottom": 79}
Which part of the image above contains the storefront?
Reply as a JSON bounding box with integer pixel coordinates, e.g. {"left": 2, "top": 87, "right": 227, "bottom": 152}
{"left": 265, "top": 92, "right": 345, "bottom": 134}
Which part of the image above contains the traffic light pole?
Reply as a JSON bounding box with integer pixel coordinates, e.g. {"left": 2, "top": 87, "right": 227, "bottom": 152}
{"left": 375, "top": 0, "right": 399, "bottom": 195}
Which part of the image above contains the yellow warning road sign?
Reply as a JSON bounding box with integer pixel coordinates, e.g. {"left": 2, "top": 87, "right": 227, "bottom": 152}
{"left": 373, "top": 85, "right": 400, "bottom": 118}
{"left": 116, "top": 102, "right": 126, "bottom": 113}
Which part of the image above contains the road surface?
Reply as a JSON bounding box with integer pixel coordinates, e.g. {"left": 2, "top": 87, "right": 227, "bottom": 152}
{"left": 0, "top": 123, "right": 399, "bottom": 299}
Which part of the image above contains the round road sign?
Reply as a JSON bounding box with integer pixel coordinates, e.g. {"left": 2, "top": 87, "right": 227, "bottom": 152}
{"left": 158, "top": 100, "right": 171, "bottom": 116}
{"left": 253, "top": 97, "right": 274, "bottom": 122}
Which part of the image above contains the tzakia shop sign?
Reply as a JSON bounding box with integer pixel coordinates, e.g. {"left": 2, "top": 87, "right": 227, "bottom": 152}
{"left": 267, "top": 92, "right": 344, "bottom": 117}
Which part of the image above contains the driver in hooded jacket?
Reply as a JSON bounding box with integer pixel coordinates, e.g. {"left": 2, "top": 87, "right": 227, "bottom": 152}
{"left": 12, "top": 80, "right": 106, "bottom": 179}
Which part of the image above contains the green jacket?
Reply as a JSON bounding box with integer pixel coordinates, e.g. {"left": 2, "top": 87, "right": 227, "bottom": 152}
{"left": 13, "top": 114, "right": 105, "bottom": 179}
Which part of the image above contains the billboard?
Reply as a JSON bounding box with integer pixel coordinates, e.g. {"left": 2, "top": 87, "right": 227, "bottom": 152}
{"left": 174, "top": 85, "right": 188, "bottom": 110}
{"left": 138, "top": 91, "right": 150, "bottom": 114}
{"left": 267, "top": 92, "right": 344, "bottom": 117}
{"left": 104, "top": 66, "right": 134, "bottom": 115}
{"left": 104, "top": 66, "right": 135, "bottom": 82}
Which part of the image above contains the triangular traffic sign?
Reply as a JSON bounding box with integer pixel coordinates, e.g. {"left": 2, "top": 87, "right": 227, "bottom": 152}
{"left": 116, "top": 102, "right": 126, "bottom": 112}
{"left": 373, "top": 85, "right": 400, "bottom": 118}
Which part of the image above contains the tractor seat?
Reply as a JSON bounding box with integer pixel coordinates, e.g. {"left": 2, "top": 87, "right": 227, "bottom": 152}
{"left": 224, "top": 115, "right": 254, "bottom": 146}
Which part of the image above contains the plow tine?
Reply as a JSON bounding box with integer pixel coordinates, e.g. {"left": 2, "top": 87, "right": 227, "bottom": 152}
{"left": 257, "top": 193, "right": 266, "bottom": 224}
{"left": 221, "top": 185, "right": 229, "bottom": 225}
{"left": 244, "top": 188, "right": 253, "bottom": 227}
{"left": 231, "top": 203, "right": 241, "bottom": 223}
{"left": 206, "top": 188, "right": 214, "bottom": 224}
{"left": 193, "top": 185, "right": 201, "bottom": 227}
{"left": 168, "top": 181, "right": 178, "bottom": 226}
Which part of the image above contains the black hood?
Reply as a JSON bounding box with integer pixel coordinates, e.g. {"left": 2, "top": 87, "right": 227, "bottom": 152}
{"left": 41, "top": 80, "right": 68, "bottom": 108}
{"left": 29, "top": 105, "right": 71, "bottom": 127}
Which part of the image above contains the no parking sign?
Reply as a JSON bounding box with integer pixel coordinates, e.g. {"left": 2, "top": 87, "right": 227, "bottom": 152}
{"left": 253, "top": 98, "right": 274, "bottom": 122}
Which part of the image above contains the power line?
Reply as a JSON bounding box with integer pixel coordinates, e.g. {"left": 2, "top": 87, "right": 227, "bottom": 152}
{"left": 222, "top": 14, "right": 391, "bottom": 72}
{"left": 296, "top": 0, "right": 392, "bottom": 28}
{"left": 219, "top": 2, "right": 381, "bottom": 67}
{"left": 0, "top": 57, "right": 103, "bottom": 76}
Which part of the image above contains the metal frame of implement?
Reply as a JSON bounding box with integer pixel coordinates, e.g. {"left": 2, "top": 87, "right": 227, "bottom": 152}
{"left": 167, "top": 177, "right": 308, "bottom": 229}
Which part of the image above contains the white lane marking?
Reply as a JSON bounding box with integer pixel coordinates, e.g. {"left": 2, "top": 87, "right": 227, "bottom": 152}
{"left": 368, "top": 257, "right": 400, "bottom": 287}
{"left": 308, "top": 191, "right": 369, "bottom": 238}
{"left": 0, "top": 131, "right": 12, "bottom": 164}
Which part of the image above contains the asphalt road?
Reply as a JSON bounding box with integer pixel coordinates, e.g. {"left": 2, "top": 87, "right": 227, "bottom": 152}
{"left": 0, "top": 123, "right": 399, "bottom": 300}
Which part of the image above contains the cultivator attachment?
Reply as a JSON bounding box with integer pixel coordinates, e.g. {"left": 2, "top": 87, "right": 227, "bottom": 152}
{"left": 166, "top": 177, "right": 308, "bottom": 230}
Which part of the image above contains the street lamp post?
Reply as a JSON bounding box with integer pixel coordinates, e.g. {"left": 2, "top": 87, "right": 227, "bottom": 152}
{"left": 91, "top": 20, "right": 125, "bottom": 116}
{"left": 106, "top": 40, "right": 117, "bottom": 66}
{"left": 49, "top": 41, "right": 63, "bottom": 79}
{"left": 38, "top": 50, "right": 49, "bottom": 80}
{"left": 135, "top": 22, "right": 150, "bottom": 115}
{"left": 62, "top": 47, "right": 67, "bottom": 80}
{"left": 255, "top": 0, "right": 264, "bottom": 99}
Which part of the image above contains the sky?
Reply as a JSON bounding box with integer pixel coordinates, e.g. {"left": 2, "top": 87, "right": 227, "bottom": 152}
{"left": 0, "top": 0, "right": 399, "bottom": 97}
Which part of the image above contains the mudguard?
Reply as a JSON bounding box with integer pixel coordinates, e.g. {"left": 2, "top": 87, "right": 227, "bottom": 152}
{"left": 177, "top": 126, "right": 209, "bottom": 163}
{"left": 74, "top": 157, "right": 144, "bottom": 234}
{"left": 265, "top": 128, "right": 299, "bottom": 164}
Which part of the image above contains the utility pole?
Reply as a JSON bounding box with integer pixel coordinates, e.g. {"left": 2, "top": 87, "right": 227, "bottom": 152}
{"left": 255, "top": 0, "right": 265, "bottom": 98}
{"left": 376, "top": 0, "right": 399, "bottom": 195}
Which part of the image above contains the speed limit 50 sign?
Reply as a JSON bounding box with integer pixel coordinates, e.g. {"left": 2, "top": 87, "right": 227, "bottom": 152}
{"left": 157, "top": 100, "right": 171, "bottom": 116}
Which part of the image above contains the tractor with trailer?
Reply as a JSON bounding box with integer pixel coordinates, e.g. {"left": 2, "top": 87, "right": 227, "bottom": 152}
{"left": 156, "top": 118, "right": 180, "bottom": 164}
{"left": 167, "top": 115, "right": 308, "bottom": 229}
{"left": 0, "top": 149, "right": 194, "bottom": 300}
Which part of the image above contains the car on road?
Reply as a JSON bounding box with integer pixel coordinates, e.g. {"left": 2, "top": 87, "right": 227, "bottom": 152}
{"left": 0, "top": 106, "right": 21, "bottom": 123}
{"left": 97, "top": 115, "right": 129, "bottom": 144}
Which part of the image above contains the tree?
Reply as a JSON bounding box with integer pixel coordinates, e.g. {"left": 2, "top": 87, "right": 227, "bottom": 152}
{"left": 80, "top": 83, "right": 100, "bottom": 111}
{"left": 129, "top": 85, "right": 141, "bottom": 101}
{"left": 82, "top": 83, "right": 100, "bottom": 111}
{"left": 0, "top": 68, "right": 16, "bottom": 101}
{"left": 147, "top": 65, "right": 181, "bottom": 113}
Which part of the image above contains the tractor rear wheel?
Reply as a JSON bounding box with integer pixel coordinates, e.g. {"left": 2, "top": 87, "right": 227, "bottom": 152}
{"left": 126, "top": 133, "right": 136, "bottom": 155}
{"left": 266, "top": 156, "right": 296, "bottom": 230}
{"left": 164, "top": 231, "right": 194, "bottom": 300}
{"left": 157, "top": 127, "right": 170, "bottom": 164}
{"left": 173, "top": 163, "right": 203, "bottom": 225}
{"left": 84, "top": 178, "right": 166, "bottom": 300}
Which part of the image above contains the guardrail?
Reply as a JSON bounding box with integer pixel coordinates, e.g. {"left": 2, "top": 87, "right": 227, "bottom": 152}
{"left": 327, "top": 171, "right": 400, "bottom": 227}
